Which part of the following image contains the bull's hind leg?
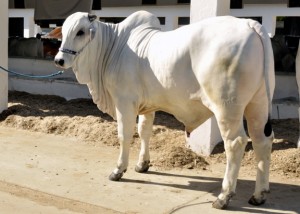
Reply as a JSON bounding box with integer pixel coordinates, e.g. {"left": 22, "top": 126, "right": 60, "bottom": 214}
{"left": 135, "top": 112, "right": 155, "bottom": 173}
{"left": 212, "top": 108, "right": 248, "bottom": 209}
{"left": 244, "top": 102, "right": 273, "bottom": 206}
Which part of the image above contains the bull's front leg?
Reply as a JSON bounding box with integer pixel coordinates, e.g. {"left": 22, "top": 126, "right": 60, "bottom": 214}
{"left": 109, "top": 102, "right": 137, "bottom": 181}
{"left": 135, "top": 112, "right": 155, "bottom": 173}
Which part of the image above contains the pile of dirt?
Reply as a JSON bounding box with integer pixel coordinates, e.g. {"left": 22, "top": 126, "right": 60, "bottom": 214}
{"left": 0, "top": 91, "right": 299, "bottom": 179}
{"left": 0, "top": 91, "right": 119, "bottom": 146}
{"left": 153, "top": 146, "right": 209, "bottom": 170}
{"left": 271, "top": 144, "right": 300, "bottom": 178}
{"left": 281, "top": 150, "right": 300, "bottom": 176}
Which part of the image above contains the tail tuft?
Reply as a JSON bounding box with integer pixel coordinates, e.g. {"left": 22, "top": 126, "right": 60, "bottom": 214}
{"left": 264, "top": 118, "right": 272, "bottom": 137}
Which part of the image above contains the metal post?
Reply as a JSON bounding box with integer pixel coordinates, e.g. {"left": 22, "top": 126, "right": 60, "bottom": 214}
{"left": 296, "top": 41, "right": 300, "bottom": 148}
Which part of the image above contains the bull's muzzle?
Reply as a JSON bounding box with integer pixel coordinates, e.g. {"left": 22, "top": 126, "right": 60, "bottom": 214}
{"left": 54, "top": 58, "right": 65, "bottom": 67}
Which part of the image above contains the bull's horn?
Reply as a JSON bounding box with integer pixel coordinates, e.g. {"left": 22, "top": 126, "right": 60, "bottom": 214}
{"left": 88, "top": 14, "right": 97, "bottom": 22}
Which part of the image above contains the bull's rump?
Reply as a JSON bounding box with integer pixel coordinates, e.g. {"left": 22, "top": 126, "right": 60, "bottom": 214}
{"left": 145, "top": 16, "right": 266, "bottom": 111}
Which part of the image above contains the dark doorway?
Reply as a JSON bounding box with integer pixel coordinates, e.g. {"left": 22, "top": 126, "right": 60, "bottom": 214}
{"left": 9, "top": 17, "right": 24, "bottom": 37}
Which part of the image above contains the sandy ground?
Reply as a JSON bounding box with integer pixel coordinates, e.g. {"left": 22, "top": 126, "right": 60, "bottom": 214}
{"left": 1, "top": 127, "right": 299, "bottom": 214}
{"left": 0, "top": 91, "right": 299, "bottom": 213}
{"left": 0, "top": 91, "right": 299, "bottom": 181}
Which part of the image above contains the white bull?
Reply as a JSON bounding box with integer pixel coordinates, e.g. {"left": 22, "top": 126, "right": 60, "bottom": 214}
{"left": 54, "top": 11, "right": 275, "bottom": 209}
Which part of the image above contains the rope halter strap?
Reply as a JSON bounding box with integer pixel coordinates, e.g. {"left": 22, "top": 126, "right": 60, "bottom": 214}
{"left": 59, "top": 48, "right": 78, "bottom": 55}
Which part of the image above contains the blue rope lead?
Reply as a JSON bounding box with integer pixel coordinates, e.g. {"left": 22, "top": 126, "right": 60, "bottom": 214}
{"left": 0, "top": 65, "right": 64, "bottom": 79}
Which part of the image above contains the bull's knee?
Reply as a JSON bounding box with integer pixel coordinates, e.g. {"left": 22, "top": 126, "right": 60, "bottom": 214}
{"left": 224, "top": 135, "right": 248, "bottom": 153}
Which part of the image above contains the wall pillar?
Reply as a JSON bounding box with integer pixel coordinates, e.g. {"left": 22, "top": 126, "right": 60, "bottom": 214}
{"left": 187, "top": 0, "right": 230, "bottom": 156}
{"left": 262, "top": 15, "right": 276, "bottom": 38}
{"left": 295, "top": 42, "right": 300, "bottom": 148}
{"left": 24, "top": 15, "right": 35, "bottom": 37}
{"left": 190, "top": 0, "right": 230, "bottom": 22}
{"left": 0, "top": 0, "right": 8, "bottom": 113}
{"left": 165, "top": 16, "right": 178, "bottom": 31}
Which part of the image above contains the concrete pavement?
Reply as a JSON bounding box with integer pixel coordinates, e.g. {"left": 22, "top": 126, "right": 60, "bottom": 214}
{"left": 0, "top": 127, "right": 299, "bottom": 214}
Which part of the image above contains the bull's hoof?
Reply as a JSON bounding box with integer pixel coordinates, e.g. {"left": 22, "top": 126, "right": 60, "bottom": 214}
{"left": 248, "top": 190, "right": 269, "bottom": 206}
{"left": 109, "top": 169, "right": 126, "bottom": 181}
{"left": 135, "top": 160, "right": 150, "bottom": 173}
{"left": 248, "top": 196, "right": 266, "bottom": 206}
{"left": 212, "top": 192, "right": 235, "bottom": 209}
{"left": 212, "top": 198, "right": 228, "bottom": 210}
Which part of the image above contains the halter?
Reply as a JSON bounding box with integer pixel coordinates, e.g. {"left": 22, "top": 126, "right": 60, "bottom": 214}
{"left": 59, "top": 48, "right": 77, "bottom": 55}
{"left": 59, "top": 23, "right": 96, "bottom": 57}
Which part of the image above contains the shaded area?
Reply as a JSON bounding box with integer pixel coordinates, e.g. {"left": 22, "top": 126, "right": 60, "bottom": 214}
{"left": 122, "top": 171, "right": 300, "bottom": 214}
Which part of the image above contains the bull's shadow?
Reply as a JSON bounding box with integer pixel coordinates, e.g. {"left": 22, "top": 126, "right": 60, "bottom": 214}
{"left": 121, "top": 171, "right": 300, "bottom": 214}
{"left": 211, "top": 139, "right": 297, "bottom": 155}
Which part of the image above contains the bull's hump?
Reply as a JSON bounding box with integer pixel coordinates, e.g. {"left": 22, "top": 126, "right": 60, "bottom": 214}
{"left": 120, "top": 11, "right": 161, "bottom": 31}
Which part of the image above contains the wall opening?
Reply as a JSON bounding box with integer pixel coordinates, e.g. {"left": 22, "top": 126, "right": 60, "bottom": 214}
{"left": 178, "top": 17, "right": 190, "bottom": 27}
{"left": 230, "top": 0, "right": 243, "bottom": 9}
{"left": 142, "top": 0, "right": 156, "bottom": 5}
{"left": 9, "top": 17, "right": 24, "bottom": 37}
{"left": 272, "top": 17, "right": 300, "bottom": 73}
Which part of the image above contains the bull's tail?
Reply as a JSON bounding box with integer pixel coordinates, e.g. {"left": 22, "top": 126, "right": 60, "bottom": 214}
{"left": 248, "top": 20, "right": 275, "bottom": 129}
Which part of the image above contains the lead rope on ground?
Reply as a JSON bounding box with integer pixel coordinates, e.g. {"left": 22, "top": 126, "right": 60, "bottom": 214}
{"left": 0, "top": 65, "right": 64, "bottom": 79}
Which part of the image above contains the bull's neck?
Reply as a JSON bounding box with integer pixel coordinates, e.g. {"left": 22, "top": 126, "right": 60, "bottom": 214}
{"left": 71, "top": 21, "right": 119, "bottom": 119}
{"left": 97, "top": 22, "right": 131, "bottom": 74}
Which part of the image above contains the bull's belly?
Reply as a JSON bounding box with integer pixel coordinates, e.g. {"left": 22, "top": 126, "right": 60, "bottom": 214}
{"left": 140, "top": 98, "right": 213, "bottom": 132}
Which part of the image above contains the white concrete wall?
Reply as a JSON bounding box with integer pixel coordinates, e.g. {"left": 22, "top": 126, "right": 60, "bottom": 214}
{"left": 7, "top": 58, "right": 84, "bottom": 100}
{"left": 9, "top": 77, "right": 91, "bottom": 100}
{"left": 0, "top": 1, "right": 8, "bottom": 113}
{"left": 8, "top": 6, "right": 190, "bottom": 37}
{"left": 9, "top": 9, "right": 40, "bottom": 37}
{"left": 92, "top": 3, "right": 300, "bottom": 36}
{"left": 8, "top": 58, "right": 75, "bottom": 80}
{"left": 231, "top": 4, "right": 300, "bottom": 37}
{"left": 8, "top": 4, "right": 300, "bottom": 37}
{"left": 274, "top": 74, "right": 299, "bottom": 99}
{"left": 93, "top": 5, "right": 190, "bottom": 31}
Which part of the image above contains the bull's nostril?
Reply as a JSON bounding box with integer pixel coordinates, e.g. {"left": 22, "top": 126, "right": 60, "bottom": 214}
{"left": 55, "top": 58, "right": 65, "bottom": 66}
{"left": 59, "top": 59, "right": 64, "bottom": 66}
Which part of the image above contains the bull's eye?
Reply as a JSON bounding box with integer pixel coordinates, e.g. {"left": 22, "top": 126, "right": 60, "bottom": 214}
{"left": 76, "top": 30, "right": 84, "bottom": 36}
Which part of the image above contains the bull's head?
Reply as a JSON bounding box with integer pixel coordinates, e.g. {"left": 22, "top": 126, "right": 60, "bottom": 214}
{"left": 54, "top": 12, "right": 97, "bottom": 69}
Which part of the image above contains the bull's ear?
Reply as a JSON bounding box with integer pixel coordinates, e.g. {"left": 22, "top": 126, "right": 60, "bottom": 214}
{"left": 42, "top": 27, "right": 62, "bottom": 40}
{"left": 88, "top": 14, "right": 97, "bottom": 22}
